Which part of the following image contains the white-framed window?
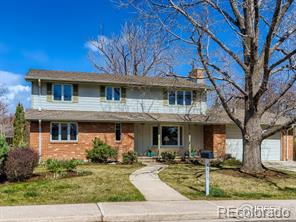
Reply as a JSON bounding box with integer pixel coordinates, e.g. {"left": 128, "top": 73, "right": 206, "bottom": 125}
{"left": 168, "top": 91, "right": 192, "bottom": 106}
{"left": 53, "top": 84, "right": 73, "bottom": 102}
{"left": 115, "top": 123, "right": 122, "bottom": 141}
{"left": 151, "top": 125, "right": 183, "bottom": 146}
{"left": 106, "top": 86, "right": 121, "bottom": 101}
{"left": 50, "top": 122, "right": 78, "bottom": 142}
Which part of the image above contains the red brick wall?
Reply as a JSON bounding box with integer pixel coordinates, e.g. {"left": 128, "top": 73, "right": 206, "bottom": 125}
{"left": 29, "top": 121, "right": 134, "bottom": 161}
{"left": 203, "top": 125, "right": 226, "bottom": 158}
{"left": 281, "top": 130, "right": 294, "bottom": 161}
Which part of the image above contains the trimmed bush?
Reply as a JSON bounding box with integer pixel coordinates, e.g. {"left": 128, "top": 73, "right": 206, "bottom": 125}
{"left": 63, "top": 159, "right": 84, "bottom": 171}
{"left": 4, "top": 148, "right": 38, "bottom": 182}
{"left": 160, "top": 152, "right": 176, "bottom": 163}
{"left": 123, "top": 151, "right": 138, "bottom": 164}
{"left": 86, "top": 138, "right": 117, "bottom": 163}
{"left": 0, "top": 134, "right": 9, "bottom": 176}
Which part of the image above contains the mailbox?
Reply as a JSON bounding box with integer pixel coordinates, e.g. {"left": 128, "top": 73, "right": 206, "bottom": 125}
{"left": 200, "top": 150, "right": 214, "bottom": 159}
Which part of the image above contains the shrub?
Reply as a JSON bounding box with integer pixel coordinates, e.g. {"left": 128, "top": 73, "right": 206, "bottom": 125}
{"left": 4, "top": 148, "right": 38, "bottom": 182}
{"left": 44, "top": 159, "right": 83, "bottom": 178}
{"left": 0, "top": 134, "right": 9, "bottom": 176}
{"left": 63, "top": 159, "right": 83, "bottom": 171}
{"left": 223, "top": 158, "right": 242, "bottom": 167}
{"left": 86, "top": 138, "right": 117, "bottom": 163}
{"left": 44, "top": 159, "right": 63, "bottom": 176}
{"left": 160, "top": 152, "right": 176, "bottom": 163}
{"left": 123, "top": 151, "right": 138, "bottom": 164}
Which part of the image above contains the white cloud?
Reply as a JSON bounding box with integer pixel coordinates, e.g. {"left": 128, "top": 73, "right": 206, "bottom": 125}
{"left": 85, "top": 35, "right": 110, "bottom": 52}
{"left": 0, "top": 70, "right": 31, "bottom": 113}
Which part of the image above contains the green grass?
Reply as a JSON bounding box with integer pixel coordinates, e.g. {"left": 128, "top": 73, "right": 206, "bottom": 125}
{"left": 0, "top": 164, "right": 144, "bottom": 206}
{"left": 159, "top": 164, "right": 296, "bottom": 200}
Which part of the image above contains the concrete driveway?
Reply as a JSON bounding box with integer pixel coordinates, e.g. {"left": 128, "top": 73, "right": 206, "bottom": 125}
{"left": 263, "top": 161, "right": 296, "bottom": 172}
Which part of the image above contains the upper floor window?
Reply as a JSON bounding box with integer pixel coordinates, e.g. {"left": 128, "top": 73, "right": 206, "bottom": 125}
{"left": 106, "top": 86, "right": 121, "bottom": 101}
{"left": 168, "top": 91, "right": 192, "bottom": 106}
{"left": 51, "top": 122, "right": 78, "bottom": 142}
{"left": 53, "top": 84, "right": 72, "bottom": 101}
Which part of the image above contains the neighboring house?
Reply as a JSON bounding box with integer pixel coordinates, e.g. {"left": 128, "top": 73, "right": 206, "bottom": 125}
{"left": 25, "top": 69, "right": 294, "bottom": 161}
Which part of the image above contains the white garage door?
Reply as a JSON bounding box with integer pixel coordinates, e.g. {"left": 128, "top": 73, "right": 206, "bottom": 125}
{"left": 226, "top": 125, "right": 281, "bottom": 161}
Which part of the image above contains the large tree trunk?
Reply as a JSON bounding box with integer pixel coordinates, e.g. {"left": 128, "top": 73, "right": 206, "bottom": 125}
{"left": 241, "top": 115, "right": 265, "bottom": 174}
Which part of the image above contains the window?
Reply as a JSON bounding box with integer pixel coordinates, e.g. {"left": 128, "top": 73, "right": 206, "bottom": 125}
{"left": 63, "top": 84, "right": 72, "bottom": 101}
{"left": 53, "top": 84, "right": 62, "bottom": 101}
{"left": 162, "top": 126, "right": 178, "bottom": 145}
{"left": 152, "top": 126, "right": 159, "bottom": 146}
{"left": 50, "top": 123, "right": 78, "bottom": 142}
{"left": 168, "top": 90, "right": 192, "bottom": 106}
{"left": 106, "top": 87, "right": 121, "bottom": 101}
{"left": 179, "top": 126, "right": 183, "bottom": 146}
{"left": 51, "top": 123, "right": 59, "bottom": 140}
{"left": 185, "top": 91, "right": 192, "bottom": 105}
{"left": 169, "top": 91, "right": 176, "bottom": 105}
{"left": 106, "top": 86, "right": 113, "bottom": 100}
{"left": 53, "top": 84, "right": 73, "bottom": 101}
{"left": 115, "top": 123, "right": 121, "bottom": 141}
{"left": 177, "top": 91, "right": 184, "bottom": 105}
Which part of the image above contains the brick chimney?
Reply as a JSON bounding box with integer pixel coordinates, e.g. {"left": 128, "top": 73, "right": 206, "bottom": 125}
{"left": 188, "top": 68, "right": 204, "bottom": 84}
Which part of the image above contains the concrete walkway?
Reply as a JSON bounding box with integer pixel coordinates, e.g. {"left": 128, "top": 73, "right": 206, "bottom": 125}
{"left": 129, "top": 164, "right": 189, "bottom": 201}
{"left": 1, "top": 200, "right": 296, "bottom": 221}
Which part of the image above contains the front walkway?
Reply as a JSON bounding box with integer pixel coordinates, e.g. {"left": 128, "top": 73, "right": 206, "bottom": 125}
{"left": 264, "top": 161, "right": 296, "bottom": 172}
{"left": 129, "top": 164, "right": 189, "bottom": 201}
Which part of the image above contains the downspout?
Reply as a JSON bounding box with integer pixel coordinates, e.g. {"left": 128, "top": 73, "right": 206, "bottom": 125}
{"left": 38, "top": 119, "right": 42, "bottom": 163}
{"left": 38, "top": 79, "right": 42, "bottom": 162}
{"left": 38, "top": 79, "right": 41, "bottom": 111}
{"left": 286, "top": 129, "right": 289, "bottom": 161}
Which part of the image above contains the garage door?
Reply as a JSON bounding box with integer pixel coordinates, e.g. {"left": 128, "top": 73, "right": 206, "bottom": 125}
{"left": 226, "top": 125, "right": 281, "bottom": 161}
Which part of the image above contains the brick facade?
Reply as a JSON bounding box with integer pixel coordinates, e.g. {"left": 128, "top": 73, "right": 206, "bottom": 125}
{"left": 203, "top": 125, "right": 226, "bottom": 158}
{"left": 29, "top": 121, "right": 134, "bottom": 161}
{"left": 281, "top": 129, "right": 294, "bottom": 161}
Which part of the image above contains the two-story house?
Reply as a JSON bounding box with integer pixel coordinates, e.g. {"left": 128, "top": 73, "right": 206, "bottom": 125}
{"left": 25, "top": 69, "right": 294, "bottom": 161}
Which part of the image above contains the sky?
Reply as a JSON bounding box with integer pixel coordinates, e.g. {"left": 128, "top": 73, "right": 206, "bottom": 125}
{"left": 0, "top": 0, "right": 138, "bottom": 113}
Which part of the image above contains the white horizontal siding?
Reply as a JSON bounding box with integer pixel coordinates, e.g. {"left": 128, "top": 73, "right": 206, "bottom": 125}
{"left": 226, "top": 125, "right": 281, "bottom": 161}
{"left": 31, "top": 82, "right": 207, "bottom": 114}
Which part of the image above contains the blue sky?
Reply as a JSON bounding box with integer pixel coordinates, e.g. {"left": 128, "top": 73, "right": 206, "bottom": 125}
{"left": 0, "top": 0, "right": 136, "bottom": 112}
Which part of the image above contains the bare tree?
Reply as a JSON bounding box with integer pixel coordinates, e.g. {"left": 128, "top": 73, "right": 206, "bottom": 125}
{"left": 0, "top": 86, "right": 10, "bottom": 136}
{"left": 120, "top": 0, "right": 296, "bottom": 174}
{"left": 88, "top": 22, "right": 177, "bottom": 76}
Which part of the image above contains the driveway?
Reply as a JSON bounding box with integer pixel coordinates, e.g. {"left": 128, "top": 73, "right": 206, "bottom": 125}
{"left": 263, "top": 161, "right": 296, "bottom": 172}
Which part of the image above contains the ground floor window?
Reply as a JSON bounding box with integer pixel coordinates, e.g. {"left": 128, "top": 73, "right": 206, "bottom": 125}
{"left": 152, "top": 125, "right": 183, "bottom": 146}
{"left": 50, "top": 122, "right": 78, "bottom": 142}
{"left": 115, "top": 123, "right": 121, "bottom": 141}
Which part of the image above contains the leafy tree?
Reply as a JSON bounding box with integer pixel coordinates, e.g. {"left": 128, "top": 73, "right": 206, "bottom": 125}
{"left": 0, "top": 134, "right": 9, "bottom": 175}
{"left": 13, "top": 103, "right": 27, "bottom": 147}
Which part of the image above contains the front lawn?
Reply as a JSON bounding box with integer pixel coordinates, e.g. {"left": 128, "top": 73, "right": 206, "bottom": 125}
{"left": 0, "top": 164, "right": 144, "bottom": 205}
{"left": 159, "top": 163, "right": 296, "bottom": 200}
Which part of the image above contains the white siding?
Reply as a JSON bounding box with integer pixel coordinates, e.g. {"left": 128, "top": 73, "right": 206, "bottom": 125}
{"left": 226, "top": 125, "right": 281, "bottom": 161}
{"left": 134, "top": 123, "right": 203, "bottom": 155}
{"left": 31, "top": 82, "right": 207, "bottom": 114}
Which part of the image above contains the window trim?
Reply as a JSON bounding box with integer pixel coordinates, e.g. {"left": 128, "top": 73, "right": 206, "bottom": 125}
{"left": 115, "top": 123, "right": 122, "bottom": 142}
{"left": 151, "top": 125, "right": 184, "bottom": 147}
{"left": 50, "top": 122, "right": 78, "bottom": 142}
{"left": 105, "top": 86, "right": 121, "bottom": 102}
{"left": 168, "top": 90, "right": 192, "bottom": 106}
{"left": 52, "top": 84, "right": 73, "bottom": 102}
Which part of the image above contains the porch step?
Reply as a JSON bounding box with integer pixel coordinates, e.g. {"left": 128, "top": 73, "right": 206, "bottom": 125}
{"left": 138, "top": 157, "right": 158, "bottom": 164}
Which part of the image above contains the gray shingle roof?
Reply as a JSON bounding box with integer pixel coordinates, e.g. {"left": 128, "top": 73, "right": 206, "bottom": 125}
{"left": 25, "top": 109, "right": 288, "bottom": 125}
{"left": 25, "top": 69, "right": 210, "bottom": 90}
